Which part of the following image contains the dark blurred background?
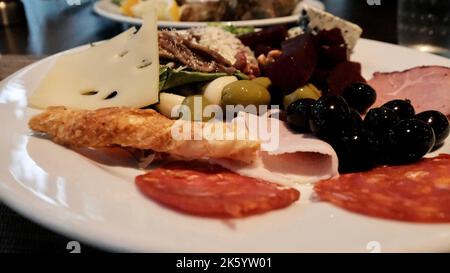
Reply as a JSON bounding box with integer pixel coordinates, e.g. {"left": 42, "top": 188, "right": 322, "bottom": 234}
{"left": 0, "top": 0, "right": 398, "bottom": 56}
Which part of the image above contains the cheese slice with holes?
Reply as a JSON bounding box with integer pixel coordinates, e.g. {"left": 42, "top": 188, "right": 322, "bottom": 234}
{"left": 29, "top": 11, "right": 159, "bottom": 110}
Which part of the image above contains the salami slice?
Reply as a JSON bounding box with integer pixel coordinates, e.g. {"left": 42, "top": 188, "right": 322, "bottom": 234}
{"left": 136, "top": 161, "right": 300, "bottom": 218}
{"left": 314, "top": 154, "right": 450, "bottom": 223}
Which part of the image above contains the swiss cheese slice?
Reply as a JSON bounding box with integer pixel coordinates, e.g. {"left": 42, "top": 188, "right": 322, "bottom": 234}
{"left": 29, "top": 11, "right": 159, "bottom": 110}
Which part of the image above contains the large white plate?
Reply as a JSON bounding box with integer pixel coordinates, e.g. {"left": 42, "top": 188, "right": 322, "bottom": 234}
{"left": 1, "top": 39, "right": 450, "bottom": 253}
{"left": 93, "top": 0, "right": 325, "bottom": 28}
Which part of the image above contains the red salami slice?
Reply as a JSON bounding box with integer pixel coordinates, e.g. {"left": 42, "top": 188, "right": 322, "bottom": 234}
{"left": 314, "top": 154, "right": 450, "bottom": 223}
{"left": 136, "top": 161, "right": 300, "bottom": 218}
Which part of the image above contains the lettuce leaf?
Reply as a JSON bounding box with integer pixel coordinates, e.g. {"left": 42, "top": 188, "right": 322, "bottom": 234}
{"left": 111, "top": 0, "right": 123, "bottom": 6}
{"left": 207, "top": 23, "right": 256, "bottom": 36}
{"left": 159, "top": 65, "right": 248, "bottom": 91}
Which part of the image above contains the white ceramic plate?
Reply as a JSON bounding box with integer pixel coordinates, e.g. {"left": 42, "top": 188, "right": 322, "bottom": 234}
{"left": 1, "top": 39, "right": 450, "bottom": 253}
{"left": 93, "top": 0, "right": 325, "bottom": 28}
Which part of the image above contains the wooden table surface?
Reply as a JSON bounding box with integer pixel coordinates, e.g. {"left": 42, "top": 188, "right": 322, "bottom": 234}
{"left": 0, "top": 55, "right": 39, "bottom": 80}
{"left": 0, "top": 0, "right": 399, "bottom": 253}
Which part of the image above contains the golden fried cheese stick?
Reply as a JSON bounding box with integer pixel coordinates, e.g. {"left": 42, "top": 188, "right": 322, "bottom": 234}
{"left": 29, "top": 107, "right": 259, "bottom": 163}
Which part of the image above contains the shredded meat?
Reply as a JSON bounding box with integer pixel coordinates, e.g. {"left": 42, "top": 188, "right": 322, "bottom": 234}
{"left": 159, "top": 46, "right": 177, "bottom": 61}
{"left": 158, "top": 31, "right": 236, "bottom": 74}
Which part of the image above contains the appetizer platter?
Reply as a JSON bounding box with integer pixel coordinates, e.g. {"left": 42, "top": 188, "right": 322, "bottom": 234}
{"left": 1, "top": 6, "right": 450, "bottom": 252}
{"left": 93, "top": 0, "right": 325, "bottom": 27}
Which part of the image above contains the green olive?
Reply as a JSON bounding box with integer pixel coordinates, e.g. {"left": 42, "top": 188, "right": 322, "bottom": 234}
{"left": 221, "top": 80, "right": 271, "bottom": 109}
{"left": 252, "top": 77, "right": 272, "bottom": 89}
{"left": 283, "top": 84, "right": 322, "bottom": 109}
{"left": 181, "top": 95, "right": 211, "bottom": 122}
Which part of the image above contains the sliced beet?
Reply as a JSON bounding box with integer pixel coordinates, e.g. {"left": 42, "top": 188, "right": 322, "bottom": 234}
{"left": 238, "top": 25, "right": 287, "bottom": 50}
{"left": 317, "top": 45, "right": 347, "bottom": 69}
{"left": 314, "top": 28, "right": 346, "bottom": 47}
{"left": 310, "top": 68, "right": 330, "bottom": 93}
{"left": 264, "top": 33, "right": 318, "bottom": 93}
{"left": 310, "top": 29, "right": 349, "bottom": 92}
{"left": 314, "top": 28, "right": 348, "bottom": 69}
{"left": 327, "top": 61, "right": 366, "bottom": 95}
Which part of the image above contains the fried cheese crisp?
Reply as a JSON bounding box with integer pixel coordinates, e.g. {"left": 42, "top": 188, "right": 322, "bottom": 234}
{"left": 28, "top": 107, "right": 259, "bottom": 163}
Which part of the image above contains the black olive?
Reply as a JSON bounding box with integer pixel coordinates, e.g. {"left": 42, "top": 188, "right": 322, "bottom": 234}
{"left": 349, "top": 108, "right": 363, "bottom": 129}
{"left": 341, "top": 83, "right": 377, "bottom": 114}
{"left": 387, "top": 119, "right": 436, "bottom": 164}
{"left": 328, "top": 128, "right": 378, "bottom": 173}
{"left": 309, "top": 95, "right": 351, "bottom": 140}
{"left": 381, "top": 99, "right": 415, "bottom": 120}
{"left": 362, "top": 127, "right": 386, "bottom": 165}
{"left": 415, "top": 110, "right": 450, "bottom": 149}
{"left": 286, "top": 98, "right": 315, "bottom": 133}
{"left": 363, "top": 107, "right": 400, "bottom": 136}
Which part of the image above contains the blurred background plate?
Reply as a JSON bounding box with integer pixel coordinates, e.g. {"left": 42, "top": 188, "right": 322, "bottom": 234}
{"left": 93, "top": 0, "right": 325, "bottom": 28}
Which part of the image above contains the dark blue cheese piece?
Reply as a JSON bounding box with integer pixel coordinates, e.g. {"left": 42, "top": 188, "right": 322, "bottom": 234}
{"left": 300, "top": 6, "right": 363, "bottom": 52}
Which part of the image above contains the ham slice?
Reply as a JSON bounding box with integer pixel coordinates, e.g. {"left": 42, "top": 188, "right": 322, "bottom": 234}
{"left": 214, "top": 111, "right": 339, "bottom": 186}
{"left": 368, "top": 66, "right": 450, "bottom": 116}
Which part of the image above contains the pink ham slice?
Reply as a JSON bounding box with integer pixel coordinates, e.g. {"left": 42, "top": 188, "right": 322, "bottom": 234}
{"left": 214, "top": 111, "right": 339, "bottom": 186}
{"left": 368, "top": 66, "right": 450, "bottom": 116}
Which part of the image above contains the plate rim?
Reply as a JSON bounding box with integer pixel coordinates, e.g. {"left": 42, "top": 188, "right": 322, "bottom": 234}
{"left": 1, "top": 39, "right": 450, "bottom": 253}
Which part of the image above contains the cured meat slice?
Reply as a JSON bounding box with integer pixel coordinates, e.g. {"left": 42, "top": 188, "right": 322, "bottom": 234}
{"left": 136, "top": 161, "right": 300, "bottom": 218}
{"left": 215, "top": 111, "right": 339, "bottom": 186}
{"left": 314, "top": 154, "right": 450, "bottom": 223}
{"left": 368, "top": 66, "right": 450, "bottom": 116}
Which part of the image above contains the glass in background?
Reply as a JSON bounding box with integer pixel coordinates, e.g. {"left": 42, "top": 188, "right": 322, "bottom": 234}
{"left": 0, "top": 0, "right": 26, "bottom": 27}
{"left": 398, "top": 0, "right": 450, "bottom": 58}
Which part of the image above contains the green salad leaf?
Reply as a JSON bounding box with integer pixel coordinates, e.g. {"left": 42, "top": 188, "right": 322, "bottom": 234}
{"left": 159, "top": 65, "right": 248, "bottom": 91}
{"left": 111, "top": 0, "right": 123, "bottom": 6}
{"left": 207, "top": 23, "right": 256, "bottom": 36}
